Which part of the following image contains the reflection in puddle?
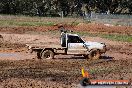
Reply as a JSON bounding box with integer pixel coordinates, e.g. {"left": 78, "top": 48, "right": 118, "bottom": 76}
{"left": 0, "top": 53, "right": 18, "bottom": 57}
{"left": 0, "top": 52, "right": 35, "bottom": 60}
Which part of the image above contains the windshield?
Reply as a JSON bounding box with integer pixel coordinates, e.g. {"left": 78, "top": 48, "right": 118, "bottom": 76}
{"left": 68, "top": 35, "right": 84, "bottom": 43}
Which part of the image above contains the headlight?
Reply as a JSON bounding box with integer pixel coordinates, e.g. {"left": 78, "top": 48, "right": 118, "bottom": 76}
{"left": 101, "top": 43, "right": 106, "bottom": 46}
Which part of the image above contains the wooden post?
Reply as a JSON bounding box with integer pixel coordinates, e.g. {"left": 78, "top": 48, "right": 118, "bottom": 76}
{"left": 61, "top": 11, "right": 64, "bottom": 19}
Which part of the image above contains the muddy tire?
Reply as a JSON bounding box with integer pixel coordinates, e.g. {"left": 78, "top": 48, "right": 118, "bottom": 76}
{"left": 83, "top": 55, "right": 88, "bottom": 59}
{"left": 37, "top": 52, "right": 41, "bottom": 59}
{"left": 41, "top": 50, "right": 54, "bottom": 59}
{"left": 88, "top": 49, "right": 100, "bottom": 59}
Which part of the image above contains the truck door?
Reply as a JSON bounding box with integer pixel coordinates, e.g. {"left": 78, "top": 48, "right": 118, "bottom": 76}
{"left": 67, "top": 35, "right": 87, "bottom": 54}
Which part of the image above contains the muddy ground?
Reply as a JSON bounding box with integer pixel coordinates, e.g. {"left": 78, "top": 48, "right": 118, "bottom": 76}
{"left": 0, "top": 23, "right": 132, "bottom": 88}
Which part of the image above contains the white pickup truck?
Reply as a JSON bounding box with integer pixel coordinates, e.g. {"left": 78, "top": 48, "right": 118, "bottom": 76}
{"left": 26, "top": 30, "right": 106, "bottom": 60}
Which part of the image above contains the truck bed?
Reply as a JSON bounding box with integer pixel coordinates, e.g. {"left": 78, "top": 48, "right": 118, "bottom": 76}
{"left": 26, "top": 44, "right": 66, "bottom": 49}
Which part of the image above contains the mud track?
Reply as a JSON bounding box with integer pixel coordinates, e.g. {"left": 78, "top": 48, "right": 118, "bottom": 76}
{"left": 0, "top": 24, "right": 131, "bottom": 88}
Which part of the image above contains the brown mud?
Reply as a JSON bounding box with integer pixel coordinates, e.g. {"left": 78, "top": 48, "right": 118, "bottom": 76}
{"left": 0, "top": 23, "right": 131, "bottom": 87}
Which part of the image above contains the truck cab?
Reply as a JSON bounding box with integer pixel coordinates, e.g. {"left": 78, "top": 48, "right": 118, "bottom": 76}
{"left": 60, "top": 31, "right": 106, "bottom": 59}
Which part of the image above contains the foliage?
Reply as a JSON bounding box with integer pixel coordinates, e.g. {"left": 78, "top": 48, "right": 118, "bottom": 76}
{"left": 0, "top": 0, "right": 132, "bottom": 16}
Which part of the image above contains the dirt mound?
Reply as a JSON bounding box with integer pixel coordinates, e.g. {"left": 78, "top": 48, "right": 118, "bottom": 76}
{"left": 0, "top": 26, "right": 58, "bottom": 34}
{"left": 75, "top": 23, "right": 132, "bottom": 35}
{"left": 0, "top": 23, "right": 132, "bottom": 35}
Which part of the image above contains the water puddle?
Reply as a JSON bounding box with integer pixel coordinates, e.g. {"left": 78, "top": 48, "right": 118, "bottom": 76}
{"left": 0, "top": 53, "right": 19, "bottom": 57}
{"left": 0, "top": 52, "right": 34, "bottom": 60}
{"left": 0, "top": 53, "right": 21, "bottom": 60}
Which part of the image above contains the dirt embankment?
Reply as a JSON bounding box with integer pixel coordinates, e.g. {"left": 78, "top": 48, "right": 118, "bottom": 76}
{"left": 75, "top": 23, "right": 132, "bottom": 35}
{"left": 0, "top": 23, "right": 132, "bottom": 35}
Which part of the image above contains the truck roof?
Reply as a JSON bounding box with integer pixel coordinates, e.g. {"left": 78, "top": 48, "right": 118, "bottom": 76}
{"left": 67, "top": 33, "right": 79, "bottom": 36}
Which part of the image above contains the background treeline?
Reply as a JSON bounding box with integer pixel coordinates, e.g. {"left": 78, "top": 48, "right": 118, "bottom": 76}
{"left": 0, "top": 0, "right": 132, "bottom": 17}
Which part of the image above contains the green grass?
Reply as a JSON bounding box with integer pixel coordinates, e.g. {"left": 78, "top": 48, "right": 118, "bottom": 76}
{"left": 74, "top": 31, "right": 132, "bottom": 42}
{"left": 100, "top": 34, "right": 132, "bottom": 42}
{"left": 0, "top": 20, "right": 55, "bottom": 27}
{"left": 0, "top": 14, "right": 84, "bottom": 27}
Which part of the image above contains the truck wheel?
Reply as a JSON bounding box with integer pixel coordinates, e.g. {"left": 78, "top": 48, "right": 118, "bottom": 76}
{"left": 37, "top": 52, "right": 41, "bottom": 59}
{"left": 88, "top": 49, "right": 100, "bottom": 60}
{"left": 83, "top": 55, "right": 88, "bottom": 59}
{"left": 41, "top": 50, "right": 54, "bottom": 59}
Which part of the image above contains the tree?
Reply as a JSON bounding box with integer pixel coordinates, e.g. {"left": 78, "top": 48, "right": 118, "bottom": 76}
{"left": 0, "top": 0, "right": 131, "bottom": 16}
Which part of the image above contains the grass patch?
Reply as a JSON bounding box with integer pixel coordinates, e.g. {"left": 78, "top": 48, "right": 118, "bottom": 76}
{"left": 100, "top": 34, "right": 132, "bottom": 42}
{"left": 0, "top": 20, "right": 55, "bottom": 27}
{"left": 70, "top": 22, "right": 80, "bottom": 26}
{"left": 74, "top": 31, "right": 132, "bottom": 42}
{"left": 0, "top": 14, "right": 84, "bottom": 27}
